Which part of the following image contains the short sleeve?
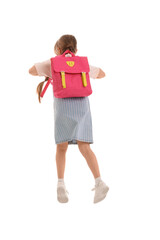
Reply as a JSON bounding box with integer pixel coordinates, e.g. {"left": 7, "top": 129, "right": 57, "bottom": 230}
{"left": 89, "top": 65, "right": 100, "bottom": 79}
{"left": 34, "top": 59, "right": 52, "bottom": 78}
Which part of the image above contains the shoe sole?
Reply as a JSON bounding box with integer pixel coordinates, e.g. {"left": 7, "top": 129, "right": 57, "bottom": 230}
{"left": 57, "top": 187, "right": 69, "bottom": 203}
{"left": 94, "top": 186, "right": 109, "bottom": 204}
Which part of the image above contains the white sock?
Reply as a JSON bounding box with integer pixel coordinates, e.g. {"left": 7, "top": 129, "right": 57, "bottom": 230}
{"left": 58, "top": 178, "right": 64, "bottom": 182}
{"left": 95, "top": 177, "right": 102, "bottom": 185}
{"left": 58, "top": 178, "right": 64, "bottom": 185}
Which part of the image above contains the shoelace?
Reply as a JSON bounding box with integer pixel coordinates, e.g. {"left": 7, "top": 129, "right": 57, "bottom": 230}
{"left": 57, "top": 185, "right": 69, "bottom": 194}
{"left": 91, "top": 181, "right": 102, "bottom": 191}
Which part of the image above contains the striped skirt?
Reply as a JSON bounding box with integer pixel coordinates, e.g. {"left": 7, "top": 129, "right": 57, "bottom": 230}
{"left": 53, "top": 96, "right": 93, "bottom": 145}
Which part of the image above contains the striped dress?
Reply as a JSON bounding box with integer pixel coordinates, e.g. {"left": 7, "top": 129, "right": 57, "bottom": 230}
{"left": 35, "top": 56, "right": 100, "bottom": 145}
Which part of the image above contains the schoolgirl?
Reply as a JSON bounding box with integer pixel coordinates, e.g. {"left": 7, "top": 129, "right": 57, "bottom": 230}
{"left": 29, "top": 34, "right": 109, "bottom": 203}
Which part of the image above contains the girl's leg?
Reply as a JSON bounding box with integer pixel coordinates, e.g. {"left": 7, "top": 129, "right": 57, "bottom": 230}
{"left": 56, "top": 142, "right": 68, "bottom": 179}
{"left": 77, "top": 140, "right": 109, "bottom": 204}
{"left": 77, "top": 140, "right": 100, "bottom": 179}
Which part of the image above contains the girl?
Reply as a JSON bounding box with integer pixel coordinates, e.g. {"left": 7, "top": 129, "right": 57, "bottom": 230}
{"left": 29, "top": 34, "right": 109, "bottom": 204}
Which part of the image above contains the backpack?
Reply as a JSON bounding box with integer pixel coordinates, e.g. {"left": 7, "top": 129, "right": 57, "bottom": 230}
{"left": 40, "top": 50, "right": 92, "bottom": 99}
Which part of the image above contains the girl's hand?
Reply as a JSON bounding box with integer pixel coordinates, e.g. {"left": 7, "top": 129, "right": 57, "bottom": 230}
{"left": 29, "top": 65, "right": 38, "bottom": 76}
{"left": 96, "top": 68, "right": 106, "bottom": 78}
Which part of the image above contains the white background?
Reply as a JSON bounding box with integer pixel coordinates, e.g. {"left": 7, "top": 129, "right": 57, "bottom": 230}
{"left": 0, "top": 0, "right": 160, "bottom": 239}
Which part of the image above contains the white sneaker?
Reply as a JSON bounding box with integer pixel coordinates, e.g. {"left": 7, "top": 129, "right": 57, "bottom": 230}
{"left": 57, "top": 183, "right": 69, "bottom": 203}
{"left": 92, "top": 181, "right": 109, "bottom": 204}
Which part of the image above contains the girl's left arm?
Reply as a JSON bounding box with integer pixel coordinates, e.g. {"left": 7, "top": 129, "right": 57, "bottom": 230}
{"left": 29, "top": 60, "right": 52, "bottom": 78}
{"left": 29, "top": 65, "right": 38, "bottom": 76}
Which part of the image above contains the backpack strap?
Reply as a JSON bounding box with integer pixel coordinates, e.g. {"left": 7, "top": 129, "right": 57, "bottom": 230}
{"left": 61, "top": 72, "right": 66, "bottom": 88}
{"left": 40, "top": 78, "right": 52, "bottom": 98}
{"left": 62, "top": 50, "right": 75, "bottom": 57}
{"left": 82, "top": 72, "right": 87, "bottom": 87}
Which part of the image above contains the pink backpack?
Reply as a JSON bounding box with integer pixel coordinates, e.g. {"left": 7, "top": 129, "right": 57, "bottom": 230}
{"left": 40, "top": 50, "right": 92, "bottom": 98}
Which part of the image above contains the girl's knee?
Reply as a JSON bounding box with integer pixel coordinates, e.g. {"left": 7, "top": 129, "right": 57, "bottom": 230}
{"left": 57, "top": 142, "right": 68, "bottom": 152}
{"left": 77, "top": 141, "right": 91, "bottom": 154}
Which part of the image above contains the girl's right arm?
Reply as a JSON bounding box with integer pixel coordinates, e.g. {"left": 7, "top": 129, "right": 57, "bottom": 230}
{"left": 89, "top": 66, "right": 106, "bottom": 79}
{"left": 96, "top": 68, "right": 106, "bottom": 78}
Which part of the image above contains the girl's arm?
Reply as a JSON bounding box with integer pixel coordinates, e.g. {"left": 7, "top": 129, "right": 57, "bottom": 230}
{"left": 96, "top": 68, "right": 106, "bottom": 78}
{"left": 29, "top": 60, "right": 52, "bottom": 78}
{"left": 29, "top": 62, "right": 106, "bottom": 78}
{"left": 89, "top": 65, "right": 106, "bottom": 79}
{"left": 29, "top": 65, "right": 38, "bottom": 76}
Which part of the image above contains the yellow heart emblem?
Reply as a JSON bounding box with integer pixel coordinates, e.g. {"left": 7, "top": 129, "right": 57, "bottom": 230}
{"left": 66, "top": 61, "right": 75, "bottom": 67}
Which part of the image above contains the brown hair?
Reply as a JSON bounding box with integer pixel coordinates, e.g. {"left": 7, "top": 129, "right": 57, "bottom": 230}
{"left": 37, "top": 35, "right": 77, "bottom": 103}
{"left": 54, "top": 34, "right": 77, "bottom": 54}
{"left": 36, "top": 77, "right": 49, "bottom": 103}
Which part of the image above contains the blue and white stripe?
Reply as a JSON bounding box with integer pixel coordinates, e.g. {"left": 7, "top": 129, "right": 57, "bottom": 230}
{"left": 53, "top": 96, "right": 93, "bottom": 145}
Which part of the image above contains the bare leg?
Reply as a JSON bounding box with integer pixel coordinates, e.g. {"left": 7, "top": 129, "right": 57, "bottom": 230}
{"left": 56, "top": 142, "right": 68, "bottom": 179}
{"left": 77, "top": 141, "right": 100, "bottom": 179}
